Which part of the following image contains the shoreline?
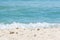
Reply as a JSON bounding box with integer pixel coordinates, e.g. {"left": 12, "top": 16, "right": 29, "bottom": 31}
{"left": 0, "top": 27, "right": 60, "bottom": 40}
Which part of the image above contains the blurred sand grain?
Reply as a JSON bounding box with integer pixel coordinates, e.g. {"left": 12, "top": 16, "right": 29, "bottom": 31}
{"left": 0, "top": 28, "right": 60, "bottom": 40}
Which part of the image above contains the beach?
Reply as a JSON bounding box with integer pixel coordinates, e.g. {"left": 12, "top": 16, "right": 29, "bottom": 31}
{"left": 0, "top": 0, "right": 60, "bottom": 40}
{"left": 0, "top": 27, "right": 60, "bottom": 40}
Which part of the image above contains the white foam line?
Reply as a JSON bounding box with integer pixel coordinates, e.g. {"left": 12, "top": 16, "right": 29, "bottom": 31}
{"left": 0, "top": 22, "right": 60, "bottom": 29}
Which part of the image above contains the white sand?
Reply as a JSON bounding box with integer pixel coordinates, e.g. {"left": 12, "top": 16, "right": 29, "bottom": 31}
{"left": 0, "top": 28, "right": 60, "bottom": 40}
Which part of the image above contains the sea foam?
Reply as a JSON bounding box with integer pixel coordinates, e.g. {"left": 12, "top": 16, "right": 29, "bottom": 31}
{"left": 0, "top": 22, "right": 60, "bottom": 29}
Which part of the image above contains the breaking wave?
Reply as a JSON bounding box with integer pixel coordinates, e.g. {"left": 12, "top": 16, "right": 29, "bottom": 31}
{"left": 0, "top": 22, "right": 60, "bottom": 29}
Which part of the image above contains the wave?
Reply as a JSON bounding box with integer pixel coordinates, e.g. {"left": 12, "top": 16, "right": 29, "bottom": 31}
{"left": 0, "top": 22, "right": 60, "bottom": 29}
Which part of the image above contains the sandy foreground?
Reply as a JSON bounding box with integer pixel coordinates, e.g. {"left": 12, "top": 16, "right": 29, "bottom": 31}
{"left": 0, "top": 28, "right": 60, "bottom": 40}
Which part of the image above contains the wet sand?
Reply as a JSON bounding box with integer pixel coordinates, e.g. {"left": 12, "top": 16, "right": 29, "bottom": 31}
{"left": 0, "top": 28, "right": 60, "bottom": 40}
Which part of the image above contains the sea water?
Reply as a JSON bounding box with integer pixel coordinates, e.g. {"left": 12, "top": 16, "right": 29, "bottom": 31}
{"left": 0, "top": 0, "right": 60, "bottom": 29}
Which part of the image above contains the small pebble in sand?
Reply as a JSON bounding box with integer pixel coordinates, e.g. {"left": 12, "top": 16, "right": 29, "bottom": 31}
{"left": 16, "top": 32, "right": 18, "bottom": 34}
{"left": 10, "top": 32, "right": 14, "bottom": 34}
{"left": 16, "top": 28, "right": 19, "bottom": 29}
{"left": 37, "top": 28, "right": 40, "bottom": 31}
{"left": 34, "top": 34, "right": 36, "bottom": 37}
{"left": 24, "top": 29, "right": 26, "bottom": 30}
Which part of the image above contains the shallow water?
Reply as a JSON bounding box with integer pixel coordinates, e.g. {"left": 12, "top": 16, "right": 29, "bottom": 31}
{"left": 0, "top": 0, "right": 60, "bottom": 28}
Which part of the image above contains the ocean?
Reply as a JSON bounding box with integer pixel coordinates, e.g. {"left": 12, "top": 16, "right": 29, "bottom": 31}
{"left": 0, "top": 0, "right": 60, "bottom": 29}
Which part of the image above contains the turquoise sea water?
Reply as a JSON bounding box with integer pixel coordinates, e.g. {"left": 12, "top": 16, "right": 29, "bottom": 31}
{"left": 0, "top": 0, "right": 60, "bottom": 28}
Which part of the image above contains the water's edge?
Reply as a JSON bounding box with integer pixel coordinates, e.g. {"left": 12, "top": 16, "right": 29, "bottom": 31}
{"left": 0, "top": 22, "right": 60, "bottom": 29}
